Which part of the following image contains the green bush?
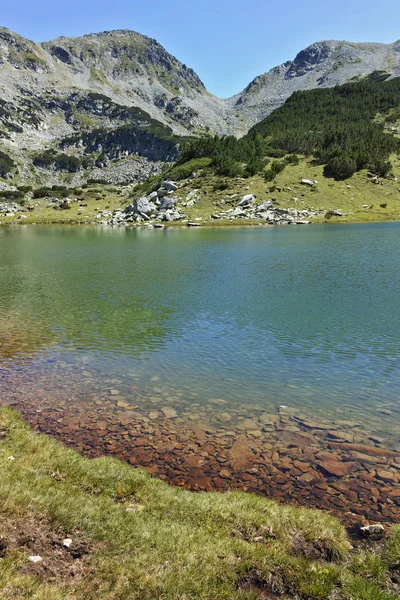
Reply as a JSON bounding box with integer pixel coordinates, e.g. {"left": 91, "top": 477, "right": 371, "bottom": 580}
{"left": 33, "top": 187, "right": 71, "bottom": 199}
{"left": 34, "top": 151, "right": 82, "bottom": 173}
{"left": 213, "top": 155, "right": 243, "bottom": 177}
{"left": 213, "top": 180, "right": 230, "bottom": 191}
{"left": 0, "top": 150, "right": 15, "bottom": 178}
{"left": 0, "top": 190, "right": 24, "bottom": 200}
{"left": 324, "top": 156, "right": 357, "bottom": 180}
{"left": 168, "top": 157, "right": 211, "bottom": 180}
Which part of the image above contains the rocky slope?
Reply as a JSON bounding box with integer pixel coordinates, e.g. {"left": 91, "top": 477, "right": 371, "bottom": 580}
{"left": 1, "top": 27, "right": 400, "bottom": 186}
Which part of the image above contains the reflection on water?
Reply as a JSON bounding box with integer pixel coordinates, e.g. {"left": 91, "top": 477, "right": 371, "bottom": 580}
{"left": 0, "top": 224, "right": 399, "bottom": 522}
{"left": 1, "top": 224, "right": 400, "bottom": 413}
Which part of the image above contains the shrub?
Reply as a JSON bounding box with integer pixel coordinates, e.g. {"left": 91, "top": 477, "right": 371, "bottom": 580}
{"left": 168, "top": 157, "right": 211, "bottom": 181}
{"left": 324, "top": 155, "right": 357, "bottom": 180}
{"left": 213, "top": 155, "right": 243, "bottom": 177}
{"left": 0, "top": 190, "right": 24, "bottom": 200}
{"left": 0, "top": 150, "right": 15, "bottom": 178}
{"left": 325, "top": 210, "right": 335, "bottom": 219}
{"left": 213, "top": 180, "right": 229, "bottom": 191}
{"left": 380, "top": 202, "right": 387, "bottom": 208}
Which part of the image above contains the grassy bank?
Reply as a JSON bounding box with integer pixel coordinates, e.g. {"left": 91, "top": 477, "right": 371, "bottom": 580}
{"left": 0, "top": 406, "right": 399, "bottom": 599}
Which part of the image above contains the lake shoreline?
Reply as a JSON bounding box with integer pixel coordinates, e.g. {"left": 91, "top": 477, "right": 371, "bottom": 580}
{"left": 1, "top": 405, "right": 399, "bottom": 599}
{"left": 3, "top": 386, "right": 399, "bottom": 529}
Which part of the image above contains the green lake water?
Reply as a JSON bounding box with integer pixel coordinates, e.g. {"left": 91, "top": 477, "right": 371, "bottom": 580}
{"left": 0, "top": 223, "right": 399, "bottom": 443}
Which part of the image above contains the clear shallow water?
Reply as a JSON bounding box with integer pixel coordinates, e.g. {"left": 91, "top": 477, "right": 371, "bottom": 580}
{"left": 1, "top": 223, "right": 400, "bottom": 422}
{"left": 2, "top": 223, "right": 400, "bottom": 522}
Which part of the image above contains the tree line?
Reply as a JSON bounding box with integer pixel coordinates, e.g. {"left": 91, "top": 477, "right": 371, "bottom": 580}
{"left": 177, "top": 75, "right": 400, "bottom": 180}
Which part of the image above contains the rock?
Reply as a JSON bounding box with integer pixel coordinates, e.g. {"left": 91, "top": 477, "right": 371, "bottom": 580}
{"left": 7, "top": 456, "right": 15, "bottom": 461}
{"left": 162, "top": 209, "right": 182, "bottom": 222}
{"left": 161, "top": 407, "right": 177, "bottom": 419}
{"left": 360, "top": 524, "right": 384, "bottom": 536}
{"left": 28, "top": 556, "right": 43, "bottom": 563}
{"left": 375, "top": 469, "right": 399, "bottom": 483}
{"left": 228, "top": 436, "right": 255, "bottom": 471}
{"left": 128, "top": 197, "right": 156, "bottom": 216}
{"left": 238, "top": 194, "right": 256, "bottom": 207}
{"left": 328, "top": 442, "right": 400, "bottom": 457}
{"left": 186, "top": 189, "right": 199, "bottom": 202}
{"left": 159, "top": 196, "right": 177, "bottom": 211}
{"left": 333, "top": 210, "right": 343, "bottom": 216}
{"left": 301, "top": 179, "right": 314, "bottom": 186}
{"left": 162, "top": 181, "right": 178, "bottom": 192}
{"left": 62, "top": 538, "right": 72, "bottom": 548}
{"left": 256, "top": 200, "right": 273, "bottom": 211}
{"left": 187, "top": 222, "right": 201, "bottom": 227}
{"left": 317, "top": 460, "right": 357, "bottom": 477}
{"left": 219, "top": 469, "right": 232, "bottom": 479}
{"left": 232, "top": 207, "right": 248, "bottom": 217}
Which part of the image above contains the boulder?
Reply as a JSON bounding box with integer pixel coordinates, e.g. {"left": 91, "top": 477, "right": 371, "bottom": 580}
{"left": 256, "top": 200, "right": 273, "bottom": 211}
{"left": 301, "top": 179, "right": 314, "bottom": 186}
{"left": 162, "top": 180, "right": 178, "bottom": 192}
{"left": 128, "top": 197, "right": 156, "bottom": 216}
{"left": 159, "top": 196, "right": 177, "bottom": 211}
{"left": 238, "top": 193, "right": 256, "bottom": 207}
{"left": 186, "top": 189, "right": 199, "bottom": 202}
{"left": 162, "top": 209, "right": 182, "bottom": 222}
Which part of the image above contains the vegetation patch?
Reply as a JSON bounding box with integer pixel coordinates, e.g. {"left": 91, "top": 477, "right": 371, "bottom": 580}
{"left": 0, "top": 150, "right": 16, "bottom": 178}
{"left": 177, "top": 77, "right": 400, "bottom": 182}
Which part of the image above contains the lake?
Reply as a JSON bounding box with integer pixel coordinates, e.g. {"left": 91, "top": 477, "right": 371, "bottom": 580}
{"left": 1, "top": 223, "right": 399, "bottom": 523}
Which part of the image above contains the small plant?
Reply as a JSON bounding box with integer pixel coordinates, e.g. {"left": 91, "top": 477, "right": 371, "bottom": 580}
{"left": 213, "top": 180, "right": 229, "bottom": 191}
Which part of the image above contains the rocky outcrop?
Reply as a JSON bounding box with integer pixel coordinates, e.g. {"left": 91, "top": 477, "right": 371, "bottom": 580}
{"left": 106, "top": 184, "right": 324, "bottom": 227}
{"left": 107, "top": 181, "right": 185, "bottom": 226}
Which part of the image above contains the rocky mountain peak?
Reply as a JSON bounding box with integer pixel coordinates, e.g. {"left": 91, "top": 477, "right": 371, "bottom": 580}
{"left": 286, "top": 40, "right": 337, "bottom": 78}
{"left": 41, "top": 29, "right": 206, "bottom": 95}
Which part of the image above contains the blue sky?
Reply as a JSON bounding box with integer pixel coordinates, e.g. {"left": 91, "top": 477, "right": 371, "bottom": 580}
{"left": 2, "top": 0, "right": 400, "bottom": 97}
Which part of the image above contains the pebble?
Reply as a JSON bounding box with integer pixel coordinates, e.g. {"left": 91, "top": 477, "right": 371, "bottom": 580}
{"left": 28, "top": 556, "right": 43, "bottom": 563}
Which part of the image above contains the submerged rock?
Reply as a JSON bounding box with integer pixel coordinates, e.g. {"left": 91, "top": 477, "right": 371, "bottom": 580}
{"left": 360, "top": 524, "right": 384, "bottom": 536}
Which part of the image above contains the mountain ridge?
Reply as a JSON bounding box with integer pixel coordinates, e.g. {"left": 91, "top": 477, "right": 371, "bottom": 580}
{"left": 1, "top": 26, "right": 400, "bottom": 186}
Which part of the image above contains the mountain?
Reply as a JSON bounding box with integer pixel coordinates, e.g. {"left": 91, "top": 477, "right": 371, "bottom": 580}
{"left": 1, "top": 27, "right": 400, "bottom": 187}
{"left": 230, "top": 40, "right": 400, "bottom": 130}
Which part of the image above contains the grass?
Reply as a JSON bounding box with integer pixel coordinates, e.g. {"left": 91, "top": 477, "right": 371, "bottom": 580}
{"left": 158, "top": 154, "right": 400, "bottom": 226}
{"left": 0, "top": 186, "right": 129, "bottom": 225}
{"left": 0, "top": 406, "right": 398, "bottom": 599}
